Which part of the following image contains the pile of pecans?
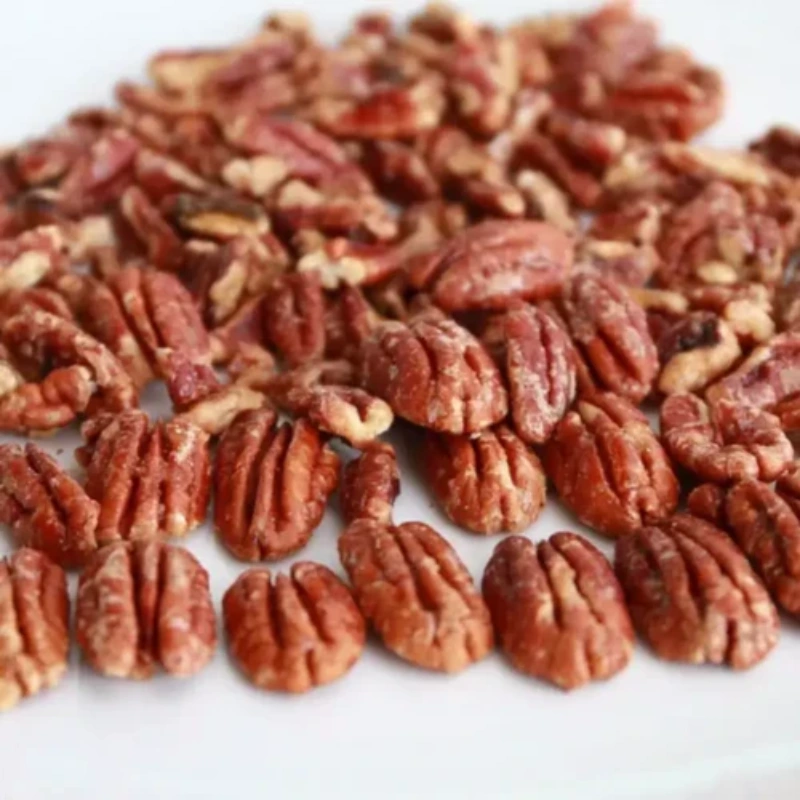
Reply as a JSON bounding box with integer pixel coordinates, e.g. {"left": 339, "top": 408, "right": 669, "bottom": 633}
{"left": 2, "top": 0, "right": 800, "bottom": 708}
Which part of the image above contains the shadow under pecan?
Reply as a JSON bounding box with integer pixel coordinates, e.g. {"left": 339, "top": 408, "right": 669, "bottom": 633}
{"left": 661, "top": 394, "right": 793, "bottom": 484}
{"left": 76, "top": 540, "right": 216, "bottom": 680}
{"left": 360, "top": 316, "right": 508, "bottom": 435}
{"left": 340, "top": 441, "right": 400, "bottom": 527}
{"left": 483, "top": 533, "right": 633, "bottom": 690}
{"left": 338, "top": 519, "right": 494, "bottom": 672}
{"left": 614, "top": 514, "right": 778, "bottom": 668}
{"left": 214, "top": 409, "right": 340, "bottom": 561}
{"left": 223, "top": 562, "right": 366, "bottom": 693}
{"left": 544, "top": 393, "right": 679, "bottom": 538}
{"left": 423, "top": 425, "right": 546, "bottom": 535}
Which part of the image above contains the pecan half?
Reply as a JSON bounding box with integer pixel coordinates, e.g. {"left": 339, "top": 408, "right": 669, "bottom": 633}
{"left": 214, "top": 409, "right": 340, "bottom": 561}
{"left": 340, "top": 442, "right": 400, "bottom": 526}
{"left": 483, "top": 533, "right": 633, "bottom": 690}
{"left": 0, "top": 549, "right": 69, "bottom": 712}
{"left": 76, "top": 541, "right": 216, "bottom": 679}
{"left": 0, "top": 227, "right": 66, "bottom": 294}
{"left": 338, "top": 519, "right": 493, "bottom": 672}
{"left": 544, "top": 393, "right": 679, "bottom": 537}
{"left": 223, "top": 562, "right": 366, "bottom": 693}
{"left": 615, "top": 514, "right": 779, "bottom": 668}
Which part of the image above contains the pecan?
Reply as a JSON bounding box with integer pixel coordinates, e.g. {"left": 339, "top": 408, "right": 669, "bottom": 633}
{"left": 588, "top": 197, "right": 666, "bottom": 245}
{"left": 423, "top": 425, "right": 546, "bottom": 535}
{"left": 76, "top": 541, "right": 216, "bottom": 679}
{"left": 0, "top": 549, "right": 69, "bottom": 712}
{"left": 324, "top": 284, "right": 378, "bottom": 361}
{"left": 661, "top": 395, "right": 793, "bottom": 484}
{"left": 340, "top": 442, "right": 399, "bottom": 526}
{"left": 0, "top": 226, "right": 67, "bottom": 294}
{"left": 338, "top": 519, "right": 493, "bottom": 672}
{"left": 360, "top": 316, "right": 508, "bottom": 434}
{"left": 577, "top": 238, "right": 659, "bottom": 288}
{"left": 214, "top": 409, "right": 340, "bottom": 561}
{"left": 358, "top": 140, "right": 439, "bottom": 205}
{"left": 118, "top": 186, "right": 184, "bottom": 271}
{"left": 483, "top": 533, "right": 633, "bottom": 690}
{"left": 168, "top": 193, "right": 272, "bottom": 242}
{"left": 223, "top": 563, "right": 366, "bottom": 693}
{"left": 614, "top": 514, "right": 778, "bottom": 668}
{"left": 544, "top": 393, "right": 679, "bottom": 538}
{"left": 514, "top": 169, "right": 576, "bottom": 232}
{"left": 750, "top": 126, "right": 800, "bottom": 177}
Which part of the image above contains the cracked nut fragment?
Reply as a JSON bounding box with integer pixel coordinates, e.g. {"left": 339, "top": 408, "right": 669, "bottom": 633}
{"left": 423, "top": 425, "right": 546, "bottom": 535}
{"left": 340, "top": 442, "right": 400, "bottom": 526}
{"left": 614, "top": 514, "right": 779, "bottom": 668}
{"left": 544, "top": 393, "right": 679, "bottom": 538}
{"left": 0, "top": 549, "right": 69, "bottom": 712}
{"left": 338, "top": 519, "right": 493, "bottom": 673}
{"left": 661, "top": 394, "right": 793, "bottom": 484}
{"left": 214, "top": 409, "right": 340, "bottom": 561}
{"left": 223, "top": 563, "right": 366, "bottom": 693}
{"left": 76, "top": 541, "right": 216, "bottom": 680}
{"left": 483, "top": 533, "right": 633, "bottom": 690}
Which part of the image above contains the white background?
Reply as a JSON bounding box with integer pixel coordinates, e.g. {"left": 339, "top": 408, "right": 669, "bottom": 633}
{"left": 2, "top": 1, "right": 800, "bottom": 798}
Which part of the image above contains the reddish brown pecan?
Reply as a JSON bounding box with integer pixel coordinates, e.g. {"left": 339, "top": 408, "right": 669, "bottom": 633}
{"left": 661, "top": 395, "right": 793, "bottom": 484}
{"left": 686, "top": 282, "right": 775, "bottom": 348}
{"left": 358, "top": 140, "right": 439, "bottom": 205}
{"left": 167, "top": 193, "right": 272, "bottom": 242}
{"left": 578, "top": 238, "right": 660, "bottom": 288}
{"left": 338, "top": 519, "right": 493, "bottom": 672}
{"left": 544, "top": 393, "right": 679, "bottom": 538}
{"left": 0, "top": 226, "right": 67, "bottom": 294}
{"left": 76, "top": 541, "right": 216, "bottom": 679}
{"left": 118, "top": 186, "right": 184, "bottom": 271}
{"left": 515, "top": 170, "right": 576, "bottom": 232}
{"left": 614, "top": 514, "right": 778, "bottom": 668}
{"left": 423, "top": 425, "right": 546, "bottom": 535}
{"left": 324, "top": 284, "right": 378, "bottom": 361}
{"left": 360, "top": 316, "right": 508, "bottom": 435}
{"left": 340, "top": 442, "right": 399, "bottom": 526}
{"left": 214, "top": 409, "right": 340, "bottom": 561}
{"left": 223, "top": 563, "right": 366, "bottom": 693}
{"left": 0, "top": 549, "right": 69, "bottom": 712}
{"left": 750, "top": 126, "right": 800, "bottom": 177}
{"left": 175, "top": 382, "right": 268, "bottom": 436}
{"left": 483, "top": 533, "right": 633, "bottom": 690}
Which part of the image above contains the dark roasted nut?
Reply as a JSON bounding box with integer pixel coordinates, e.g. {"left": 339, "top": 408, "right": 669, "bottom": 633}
{"left": 0, "top": 549, "right": 69, "bottom": 712}
{"left": 423, "top": 425, "right": 546, "bottom": 535}
{"left": 661, "top": 395, "right": 793, "bottom": 484}
{"left": 544, "top": 393, "right": 679, "bottom": 538}
{"left": 214, "top": 409, "right": 340, "bottom": 561}
{"left": 338, "top": 519, "right": 493, "bottom": 672}
{"left": 749, "top": 125, "right": 800, "bottom": 177}
{"left": 76, "top": 541, "right": 216, "bottom": 679}
{"left": 360, "top": 316, "right": 508, "bottom": 435}
{"left": 223, "top": 562, "right": 366, "bottom": 693}
{"left": 77, "top": 411, "right": 211, "bottom": 544}
{"left": 614, "top": 514, "right": 778, "bottom": 668}
{"left": 340, "top": 442, "right": 399, "bottom": 526}
{"left": 358, "top": 140, "right": 439, "bottom": 205}
{"left": 483, "top": 533, "right": 633, "bottom": 690}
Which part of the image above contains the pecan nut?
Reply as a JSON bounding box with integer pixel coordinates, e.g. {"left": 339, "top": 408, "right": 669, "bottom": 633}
{"left": 340, "top": 442, "right": 400, "bottom": 526}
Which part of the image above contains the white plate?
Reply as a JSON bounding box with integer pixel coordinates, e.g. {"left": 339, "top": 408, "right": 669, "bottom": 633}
{"left": 2, "top": 2, "right": 800, "bottom": 798}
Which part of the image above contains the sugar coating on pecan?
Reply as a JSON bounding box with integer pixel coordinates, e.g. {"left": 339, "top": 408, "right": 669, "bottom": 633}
{"left": 76, "top": 541, "right": 216, "bottom": 680}
{"left": 483, "top": 533, "right": 633, "bottom": 690}
{"left": 339, "top": 519, "right": 493, "bottom": 672}
{"left": 340, "top": 442, "right": 400, "bottom": 526}
{"left": 223, "top": 562, "right": 366, "bottom": 693}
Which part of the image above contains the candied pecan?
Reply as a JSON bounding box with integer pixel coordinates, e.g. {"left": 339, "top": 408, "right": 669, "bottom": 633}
{"left": 750, "top": 126, "right": 800, "bottom": 177}
{"left": 686, "top": 282, "right": 775, "bottom": 348}
{"left": 324, "top": 284, "right": 378, "bottom": 361}
{"left": 588, "top": 197, "right": 666, "bottom": 244}
{"left": 360, "top": 316, "right": 508, "bottom": 434}
{"left": 562, "top": 270, "right": 658, "bottom": 403}
{"left": 338, "top": 519, "right": 493, "bottom": 672}
{"left": 423, "top": 425, "right": 545, "bottom": 535}
{"left": 223, "top": 563, "right": 365, "bottom": 693}
{"left": 483, "top": 533, "right": 633, "bottom": 690}
{"left": 340, "top": 442, "right": 399, "bottom": 526}
{"left": 358, "top": 140, "right": 439, "bottom": 205}
{"left": 777, "top": 461, "right": 800, "bottom": 515}
{"left": 76, "top": 541, "right": 216, "bottom": 679}
{"left": 776, "top": 277, "right": 800, "bottom": 334}
{"left": 0, "top": 226, "right": 66, "bottom": 294}
{"left": 176, "top": 381, "right": 268, "bottom": 436}
{"left": 118, "top": 186, "right": 184, "bottom": 271}
{"left": 544, "top": 393, "right": 679, "bottom": 538}
{"left": 0, "top": 549, "right": 69, "bottom": 712}
{"left": 515, "top": 170, "right": 576, "bottom": 232}
{"left": 167, "top": 193, "right": 272, "bottom": 241}
{"left": 577, "top": 238, "right": 659, "bottom": 287}
{"left": 614, "top": 514, "right": 778, "bottom": 668}
{"left": 214, "top": 410, "right": 340, "bottom": 561}
{"left": 0, "top": 443, "right": 99, "bottom": 568}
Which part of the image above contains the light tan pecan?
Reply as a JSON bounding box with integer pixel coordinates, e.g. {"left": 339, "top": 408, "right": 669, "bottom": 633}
{"left": 340, "top": 442, "right": 399, "bottom": 526}
{"left": 685, "top": 283, "right": 775, "bottom": 348}
{"left": 223, "top": 562, "right": 366, "bottom": 693}
{"left": 615, "top": 514, "right": 779, "bottom": 668}
{"left": 338, "top": 519, "right": 493, "bottom": 672}
{"left": 76, "top": 541, "right": 216, "bottom": 680}
{"left": 0, "top": 227, "right": 67, "bottom": 294}
{"left": 174, "top": 380, "right": 268, "bottom": 436}
{"left": 577, "top": 238, "right": 660, "bottom": 288}
{"left": 515, "top": 169, "right": 576, "bottom": 232}
{"left": 0, "top": 549, "right": 69, "bottom": 712}
{"left": 167, "top": 193, "right": 272, "bottom": 242}
{"left": 483, "top": 533, "right": 633, "bottom": 690}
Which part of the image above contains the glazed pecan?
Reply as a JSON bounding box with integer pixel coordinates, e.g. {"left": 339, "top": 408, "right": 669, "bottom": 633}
{"left": 174, "top": 380, "right": 267, "bottom": 436}
{"left": 423, "top": 425, "right": 546, "bottom": 535}
{"left": 515, "top": 169, "right": 576, "bottom": 232}
{"left": 661, "top": 395, "right": 793, "bottom": 484}
{"left": 223, "top": 563, "right": 366, "bottom": 693}
{"left": 338, "top": 519, "right": 493, "bottom": 672}
{"left": 168, "top": 193, "right": 272, "bottom": 242}
{"left": 340, "top": 442, "right": 399, "bottom": 526}
{"left": 77, "top": 411, "right": 211, "bottom": 544}
{"left": 358, "top": 140, "right": 439, "bottom": 205}
{"left": 214, "top": 409, "right": 340, "bottom": 561}
{"left": 118, "top": 186, "right": 184, "bottom": 271}
{"left": 76, "top": 541, "right": 216, "bottom": 679}
{"left": 749, "top": 125, "right": 800, "bottom": 177}
{"left": 0, "top": 227, "right": 66, "bottom": 294}
{"left": 0, "top": 549, "right": 69, "bottom": 712}
{"left": 0, "top": 443, "right": 99, "bottom": 568}
{"left": 544, "top": 393, "right": 679, "bottom": 537}
{"left": 483, "top": 533, "right": 633, "bottom": 690}
{"left": 324, "top": 284, "right": 378, "bottom": 361}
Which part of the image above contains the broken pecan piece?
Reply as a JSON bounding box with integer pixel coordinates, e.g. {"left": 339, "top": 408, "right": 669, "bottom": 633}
{"left": 483, "top": 533, "right": 633, "bottom": 690}
{"left": 340, "top": 442, "right": 400, "bottom": 526}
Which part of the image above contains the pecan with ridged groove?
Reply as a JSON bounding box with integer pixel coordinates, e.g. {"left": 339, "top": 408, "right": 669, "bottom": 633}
{"left": 340, "top": 442, "right": 399, "bottom": 526}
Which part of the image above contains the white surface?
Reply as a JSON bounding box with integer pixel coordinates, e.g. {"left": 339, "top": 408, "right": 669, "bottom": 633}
{"left": 2, "top": 2, "right": 800, "bottom": 798}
